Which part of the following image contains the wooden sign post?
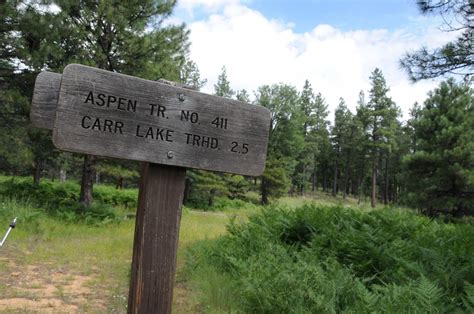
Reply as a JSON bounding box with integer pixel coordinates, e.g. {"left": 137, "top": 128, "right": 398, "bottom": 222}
{"left": 128, "top": 163, "right": 186, "bottom": 313}
{"left": 31, "top": 64, "right": 271, "bottom": 313}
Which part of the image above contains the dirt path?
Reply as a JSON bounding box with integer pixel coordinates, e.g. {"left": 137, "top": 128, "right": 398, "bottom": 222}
{"left": 0, "top": 255, "right": 199, "bottom": 313}
{"left": 0, "top": 254, "right": 109, "bottom": 313}
{"left": 0, "top": 209, "right": 233, "bottom": 313}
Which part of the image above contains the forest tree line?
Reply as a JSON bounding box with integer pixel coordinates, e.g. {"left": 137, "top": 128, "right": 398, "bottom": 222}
{"left": 210, "top": 68, "right": 473, "bottom": 216}
{"left": 0, "top": 0, "right": 472, "bottom": 216}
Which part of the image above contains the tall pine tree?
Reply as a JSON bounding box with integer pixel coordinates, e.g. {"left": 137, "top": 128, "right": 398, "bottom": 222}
{"left": 331, "top": 98, "right": 353, "bottom": 197}
{"left": 366, "top": 68, "right": 399, "bottom": 207}
{"left": 403, "top": 79, "right": 473, "bottom": 216}
{"left": 256, "top": 84, "right": 303, "bottom": 204}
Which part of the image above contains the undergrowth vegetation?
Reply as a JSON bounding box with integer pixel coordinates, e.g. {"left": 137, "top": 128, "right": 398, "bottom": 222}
{"left": 2, "top": 175, "right": 473, "bottom": 312}
{"left": 186, "top": 204, "right": 474, "bottom": 312}
{"left": 0, "top": 176, "right": 137, "bottom": 224}
{"left": 0, "top": 176, "right": 256, "bottom": 225}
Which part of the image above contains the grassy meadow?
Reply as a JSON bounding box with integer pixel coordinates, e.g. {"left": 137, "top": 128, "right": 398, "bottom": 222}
{"left": 0, "top": 176, "right": 472, "bottom": 313}
{"left": 0, "top": 176, "right": 253, "bottom": 312}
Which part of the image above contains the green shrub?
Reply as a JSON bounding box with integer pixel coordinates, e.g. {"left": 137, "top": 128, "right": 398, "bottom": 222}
{"left": 186, "top": 204, "right": 474, "bottom": 312}
{"left": 0, "top": 177, "right": 137, "bottom": 209}
{"left": 93, "top": 185, "right": 137, "bottom": 208}
{"left": 212, "top": 197, "right": 258, "bottom": 211}
{"left": 52, "top": 201, "right": 122, "bottom": 225}
{"left": 0, "top": 178, "right": 79, "bottom": 209}
{"left": 186, "top": 195, "right": 258, "bottom": 212}
{"left": 0, "top": 177, "right": 136, "bottom": 224}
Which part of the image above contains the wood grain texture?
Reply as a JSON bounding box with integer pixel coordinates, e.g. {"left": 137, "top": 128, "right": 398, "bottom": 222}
{"left": 128, "top": 163, "right": 186, "bottom": 314}
{"left": 30, "top": 71, "right": 61, "bottom": 130}
{"left": 53, "top": 64, "right": 271, "bottom": 176}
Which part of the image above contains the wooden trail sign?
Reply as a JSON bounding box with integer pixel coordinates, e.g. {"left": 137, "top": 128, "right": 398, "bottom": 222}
{"left": 31, "top": 64, "right": 271, "bottom": 313}
{"left": 30, "top": 71, "right": 61, "bottom": 130}
{"left": 53, "top": 64, "right": 271, "bottom": 176}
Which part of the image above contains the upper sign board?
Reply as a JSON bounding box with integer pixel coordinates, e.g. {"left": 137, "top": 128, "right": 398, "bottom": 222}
{"left": 30, "top": 71, "right": 61, "bottom": 130}
{"left": 53, "top": 64, "right": 271, "bottom": 176}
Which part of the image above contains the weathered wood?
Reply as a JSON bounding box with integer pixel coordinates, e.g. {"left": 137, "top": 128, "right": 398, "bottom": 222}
{"left": 30, "top": 75, "right": 192, "bottom": 131}
{"left": 53, "top": 64, "right": 270, "bottom": 176}
{"left": 30, "top": 71, "right": 61, "bottom": 130}
{"left": 128, "top": 163, "right": 186, "bottom": 314}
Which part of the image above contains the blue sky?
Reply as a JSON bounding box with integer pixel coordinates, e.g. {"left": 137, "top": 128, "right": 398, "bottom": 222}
{"left": 175, "top": 0, "right": 439, "bottom": 33}
{"left": 242, "top": 0, "right": 422, "bottom": 32}
{"left": 173, "top": 0, "right": 454, "bottom": 121}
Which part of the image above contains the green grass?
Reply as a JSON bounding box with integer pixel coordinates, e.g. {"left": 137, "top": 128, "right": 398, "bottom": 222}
{"left": 0, "top": 191, "right": 245, "bottom": 312}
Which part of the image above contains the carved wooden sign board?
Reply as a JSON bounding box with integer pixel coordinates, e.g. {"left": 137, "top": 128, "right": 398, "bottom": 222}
{"left": 32, "top": 64, "right": 271, "bottom": 176}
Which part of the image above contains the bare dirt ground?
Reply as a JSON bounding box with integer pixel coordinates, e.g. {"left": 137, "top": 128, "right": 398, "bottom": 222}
{"left": 0, "top": 254, "right": 197, "bottom": 313}
{"left": 0, "top": 255, "right": 108, "bottom": 313}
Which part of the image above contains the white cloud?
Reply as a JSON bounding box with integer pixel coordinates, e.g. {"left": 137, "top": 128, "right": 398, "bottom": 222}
{"left": 178, "top": 0, "right": 241, "bottom": 15}
{"left": 184, "top": 2, "right": 457, "bottom": 122}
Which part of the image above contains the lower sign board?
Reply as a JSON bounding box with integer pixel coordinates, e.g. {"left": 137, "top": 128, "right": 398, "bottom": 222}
{"left": 53, "top": 64, "right": 271, "bottom": 176}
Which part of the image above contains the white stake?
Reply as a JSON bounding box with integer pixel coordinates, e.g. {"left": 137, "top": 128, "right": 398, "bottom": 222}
{"left": 0, "top": 217, "right": 17, "bottom": 247}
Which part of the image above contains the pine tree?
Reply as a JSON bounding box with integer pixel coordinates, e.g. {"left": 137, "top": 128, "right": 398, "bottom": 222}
{"left": 186, "top": 170, "right": 229, "bottom": 207}
{"left": 180, "top": 59, "right": 207, "bottom": 90}
{"left": 0, "top": 2, "right": 56, "bottom": 180}
{"left": 331, "top": 98, "right": 354, "bottom": 197}
{"left": 366, "top": 68, "right": 399, "bottom": 207}
{"left": 294, "top": 80, "right": 317, "bottom": 195}
{"left": 353, "top": 91, "right": 371, "bottom": 203}
{"left": 406, "top": 102, "right": 422, "bottom": 153}
{"left": 236, "top": 89, "right": 251, "bottom": 103}
{"left": 214, "top": 66, "right": 234, "bottom": 98}
{"left": 260, "top": 158, "right": 291, "bottom": 204}
{"left": 403, "top": 79, "right": 473, "bottom": 216}
{"left": 389, "top": 121, "right": 410, "bottom": 203}
{"left": 309, "top": 93, "right": 331, "bottom": 192}
{"left": 400, "top": 0, "right": 473, "bottom": 81}
{"left": 256, "top": 84, "right": 303, "bottom": 204}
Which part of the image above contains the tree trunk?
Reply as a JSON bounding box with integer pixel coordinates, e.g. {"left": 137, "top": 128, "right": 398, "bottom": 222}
{"left": 312, "top": 172, "right": 317, "bottom": 192}
{"left": 116, "top": 177, "right": 124, "bottom": 189}
{"left": 208, "top": 189, "right": 216, "bottom": 207}
{"left": 384, "top": 153, "right": 389, "bottom": 205}
{"left": 79, "top": 154, "right": 97, "bottom": 206}
{"left": 300, "top": 166, "right": 305, "bottom": 196}
{"left": 343, "top": 128, "right": 354, "bottom": 199}
{"left": 343, "top": 155, "right": 350, "bottom": 199}
{"left": 261, "top": 177, "right": 268, "bottom": 205}
{"left": 323, "top": 173, "right": 327, "bottom": 192}
{"left": 183, "top": 177, "right": 191, "bottom": 204}
{"left": 357, "top": 177, "right": 364, "bottom": 205}
{"left": 391, "top": 182, "right": 396, "bottom": 204}
{"left": 371, "top": 159, "right": 376, "bottom": 208}
{"left": 33, "top": 159, "right": 42, "bottom": 185}
{"left": 332, "top": 160, "right": 338, "bottom": 197}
